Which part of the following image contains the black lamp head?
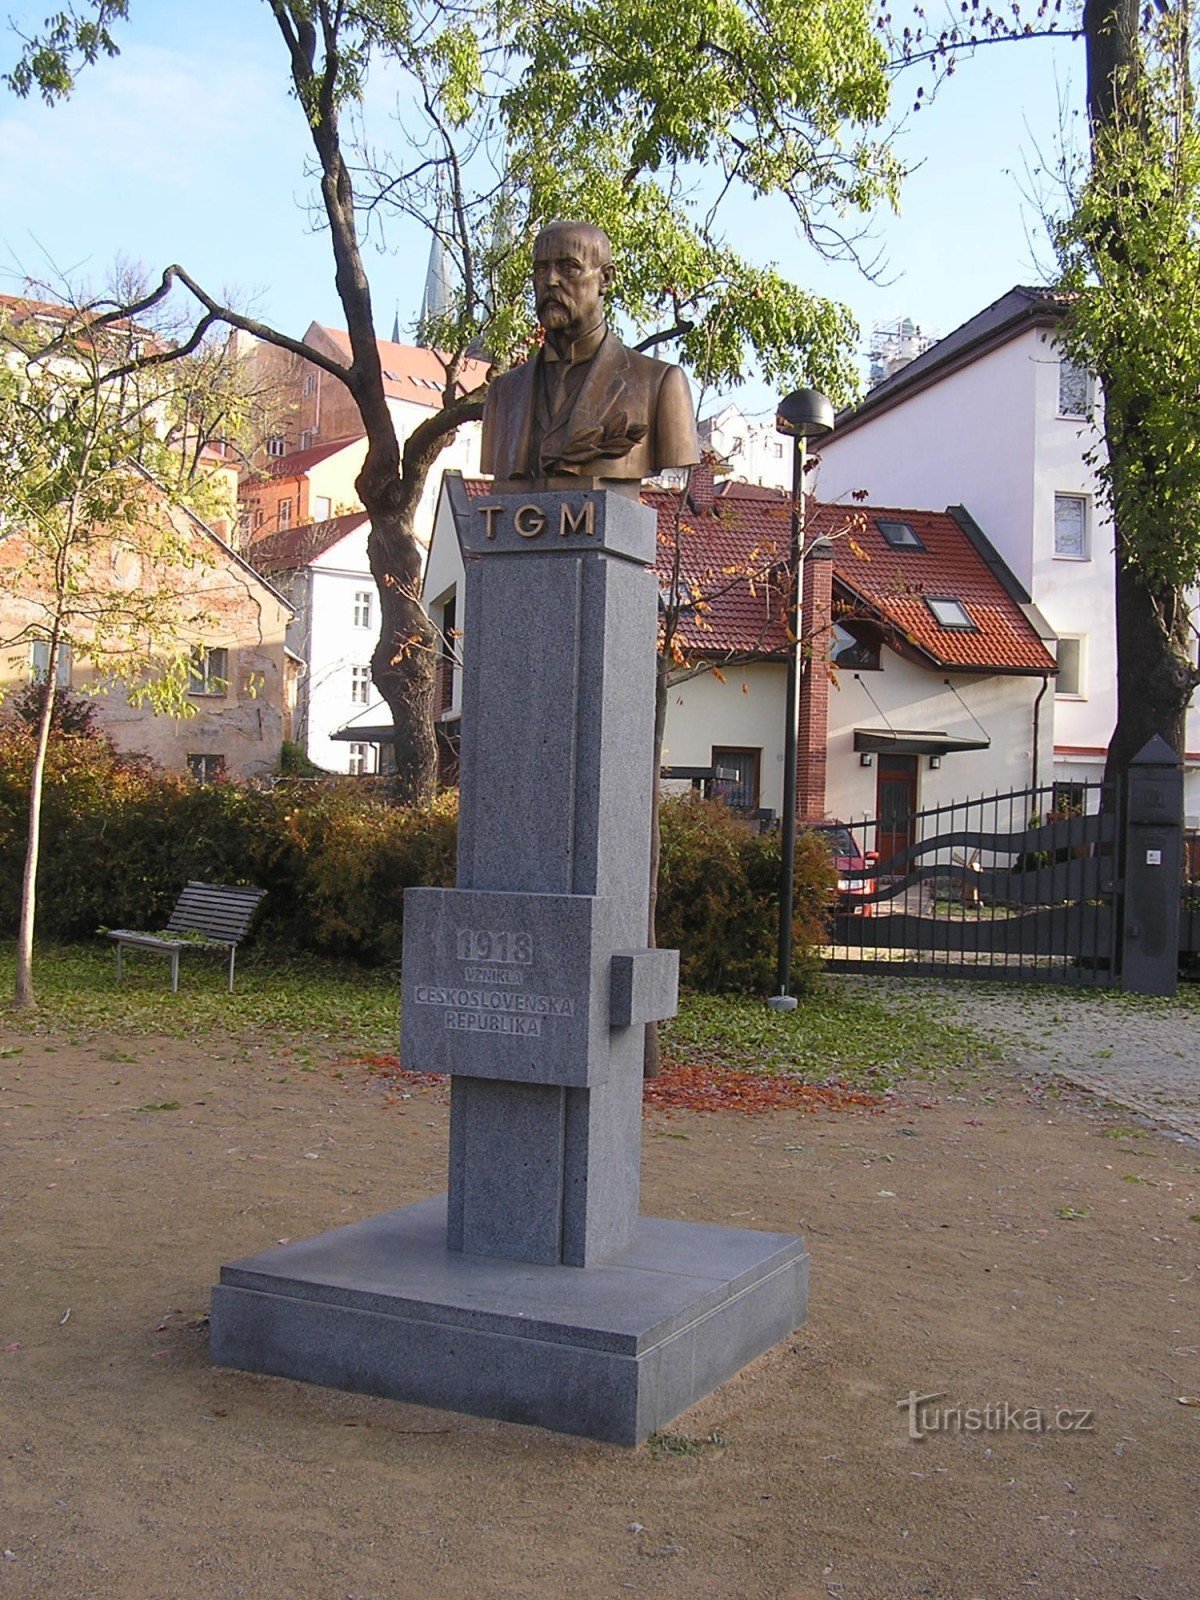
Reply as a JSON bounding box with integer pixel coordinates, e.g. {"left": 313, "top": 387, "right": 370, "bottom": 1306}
{"left": 775, "top": 388, "right": 835, "bottom": 440}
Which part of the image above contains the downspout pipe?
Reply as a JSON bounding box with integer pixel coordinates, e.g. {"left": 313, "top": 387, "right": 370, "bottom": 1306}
{"left": 1031, "top": 674, "right": 1050, "bottom": 795}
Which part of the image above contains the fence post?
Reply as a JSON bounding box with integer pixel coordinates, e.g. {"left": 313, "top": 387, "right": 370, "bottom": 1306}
{"left": 1121, "top": 735, "right": 1184, "bottom": 997}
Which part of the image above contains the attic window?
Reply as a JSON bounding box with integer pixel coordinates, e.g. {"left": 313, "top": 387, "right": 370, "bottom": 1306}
{"left": 658, "top": 576, "right": 696, "bottom": 611}
{"left": 925, "top": 596, "right": 976, "bottom": 630}
{"left": 877, "top": 518, "right": 924, "bottom": 550}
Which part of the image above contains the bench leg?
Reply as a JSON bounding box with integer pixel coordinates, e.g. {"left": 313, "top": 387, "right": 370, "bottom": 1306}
{"left": 228, "top": 946, "right": 236, "bottom": 993}
{"left": 115, "top": 943, "right": 123, "bottom": 984}
{"left": 170, "top": 951, "right": 180, "bottom": 993}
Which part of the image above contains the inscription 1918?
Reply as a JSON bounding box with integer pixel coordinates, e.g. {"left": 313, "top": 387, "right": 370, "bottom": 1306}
{"left": 455, "top": 928, "right": 533, "bottom": 965}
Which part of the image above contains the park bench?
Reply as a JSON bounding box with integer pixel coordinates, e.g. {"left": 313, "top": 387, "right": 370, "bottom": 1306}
{"left": 106, "top": 881, "right": 266, "bottom": 993}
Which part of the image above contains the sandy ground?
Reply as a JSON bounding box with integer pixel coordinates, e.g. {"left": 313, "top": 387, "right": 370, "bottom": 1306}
{"left": 2, "top": 1019, "right": 1199, "bottom": 1600}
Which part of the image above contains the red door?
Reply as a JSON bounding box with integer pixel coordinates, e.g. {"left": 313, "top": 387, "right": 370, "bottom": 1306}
{"left": 876, "top": 754, "right": 918, "bottom": 871}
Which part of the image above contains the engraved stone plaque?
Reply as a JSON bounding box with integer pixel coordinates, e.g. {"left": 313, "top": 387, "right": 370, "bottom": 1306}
{"left": 401, "top": 886, "right": 617, "bottom": 1087}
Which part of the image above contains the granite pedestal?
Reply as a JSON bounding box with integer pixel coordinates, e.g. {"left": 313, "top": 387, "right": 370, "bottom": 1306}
{"left": 211, "top": 483, "right": 808, "bottom": 1442}
{"left": 212, "top": 1197, "right": 808, "bottom": 1445}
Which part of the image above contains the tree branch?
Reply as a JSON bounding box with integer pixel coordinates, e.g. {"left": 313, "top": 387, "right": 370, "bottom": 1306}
{"left": 634, "top": 320, "right": 696, "bottom": 353}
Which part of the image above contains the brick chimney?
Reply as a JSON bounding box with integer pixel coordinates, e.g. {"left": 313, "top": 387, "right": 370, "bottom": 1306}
{"left": 686, "top": 456, "right": 717, "bottom": 513}
{"left": 795, "top": 533, "right": 834, "bottom": 821}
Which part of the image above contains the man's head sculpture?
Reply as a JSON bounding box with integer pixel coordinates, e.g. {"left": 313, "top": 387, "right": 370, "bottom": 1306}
{"left": 479, "top": 219, "right": 700, "bottom": 486}
{"left": 532, "top": 221, "right": 614, "bottom": 346}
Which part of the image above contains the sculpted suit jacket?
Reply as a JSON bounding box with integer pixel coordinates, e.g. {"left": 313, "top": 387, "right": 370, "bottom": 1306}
{"left": 480, "top": 329, "right": 699, "bottom": 483}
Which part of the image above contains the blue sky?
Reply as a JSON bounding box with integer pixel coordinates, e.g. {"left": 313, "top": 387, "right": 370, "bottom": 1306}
{"left": 0, "top": 1, "right": 1085, "bottom": 421}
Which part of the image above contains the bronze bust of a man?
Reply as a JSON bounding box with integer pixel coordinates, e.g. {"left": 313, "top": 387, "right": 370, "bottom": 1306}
{"left": 481, "top": 220, "right": 700, "bottom": 486}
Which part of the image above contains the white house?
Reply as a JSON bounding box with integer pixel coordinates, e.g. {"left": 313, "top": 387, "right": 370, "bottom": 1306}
{"left": 813, "top": 284, "right": 1200, "bottom": 818}
{"left": 697, "top": 402, "right": 792, "bottom": 492}
{"left": 251, "top": 512, "right": 380, "bottom": 773}
{"left": 239, "top": 329, "right": 487, "bottom": 772}
{"left": 422, "top": 468, "right": 1057, "bottom": 836}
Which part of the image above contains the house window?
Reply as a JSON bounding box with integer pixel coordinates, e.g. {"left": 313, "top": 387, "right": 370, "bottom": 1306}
{"left": 350, "top": 665, "right": 371, "bottom": 704}
{"left": 353, "top": 590, "right": 372, "bottom": 629}
{"left": 30, "top": 640, "right": 72, "bottom": 686}
{"left": 347, "top": 742, "right": 372, "bottom": 776}
{"left": 313, "top": 495, "right": 332, "bottom": 522}
{"left": 925, "top": 596, "right": 976, "bottom": 630}
{"left": 188, "top": 646, "right": 228, "bottom": 696}
{"left": 187, "top": 754, "right": 226, "bottom": 784}
{"left": 712, "top": 747, "right": 761, "bottom": 810}
{"left": 266, "top": 434, "right": 286, "bottom": 458}
{"left": 731, "top": 435, "right": 745, "bottom": 455}
{"left": 1052, "top": 780, "right": 1087, "bottom": 815}
{"left": 1053, "top": 493, "right": 1088, "bottom": 559}
{"left": 877, "top": 518, "right": 925, "bottom": 551}
{"left": 437, "top": 593, "right": 457, "bottom": 715}
{"left": 830, "top": 622, "right": 881, "bottom": 671}
{"left": 1058, "top": 359, "right": 1092, "bottom": 419}
{"left": 302, "top": 373, "right": 316, "bottom": 397}
{"left": 772, "top": 441, "right": 784, "bottom": 458}
{"left": 299, "top": 430, "right": 313, "bottom": 451}
{"left": 1055, "top": 635, "right": 1086, "bottom": 697}
{"left": 254, "top": 508, "right": 265, "bottom": 530}
{"left": 277, "top": 498, "right": 293, "bottom": 530}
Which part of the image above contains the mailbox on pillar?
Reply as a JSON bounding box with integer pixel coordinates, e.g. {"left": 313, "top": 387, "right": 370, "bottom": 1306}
{"left": 1122, "top": 735, "right": 1184, "bottom": 998}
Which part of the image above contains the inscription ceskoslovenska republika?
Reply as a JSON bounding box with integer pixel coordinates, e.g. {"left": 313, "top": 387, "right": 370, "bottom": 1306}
{"left": 401, "top": 887, "right": 611, "bottom": 1087}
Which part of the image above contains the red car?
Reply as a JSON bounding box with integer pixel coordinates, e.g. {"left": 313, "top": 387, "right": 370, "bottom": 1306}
{"left": 806, "top": 821, "right": 876, "bottom": 916}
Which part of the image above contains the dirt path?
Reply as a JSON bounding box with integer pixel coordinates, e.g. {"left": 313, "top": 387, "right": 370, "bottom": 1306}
{"left": 2, "top": 1023, "right": 1198, "bottom": 1600}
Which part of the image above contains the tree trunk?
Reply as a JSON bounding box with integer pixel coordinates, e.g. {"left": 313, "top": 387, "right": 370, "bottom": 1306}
{"left": 359, "top": 472, "right": 438, "bottom": 805}
{"left": 1083, "top": 0, "right": 1198, "bottom": 782}
{"left": 13, "top": 653, "right": 58, "bottom": 1011}
{"left": 1103, "top": 542, "right": 1197, "bottom": 780}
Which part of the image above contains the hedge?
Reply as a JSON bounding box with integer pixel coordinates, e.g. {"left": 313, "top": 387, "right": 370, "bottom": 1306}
{"left": 0, "top": 728, "right": 831, "bottom": 992}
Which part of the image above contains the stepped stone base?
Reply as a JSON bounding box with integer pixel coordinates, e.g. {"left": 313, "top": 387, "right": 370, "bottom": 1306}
{"left": 210, "top": 1195, "right": 807, "bottom": 1446}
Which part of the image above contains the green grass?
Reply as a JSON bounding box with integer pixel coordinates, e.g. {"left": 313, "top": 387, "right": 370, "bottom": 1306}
{"left": 663, "top": 986, "right": 999, "bottom": 1090}
{"left": 1, "top": 940, "right": 1002, "bottom": 1090}
{"left": 0, "top": 939, "right": 400, "bottom": 1052}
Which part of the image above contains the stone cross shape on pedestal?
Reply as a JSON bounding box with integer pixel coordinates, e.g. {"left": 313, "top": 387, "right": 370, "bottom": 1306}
{"left": 401, "top": 480, "right": 680, "bottom": 1266}
{"left": 211, "top": 477, "right": 808, "bottom": 1445}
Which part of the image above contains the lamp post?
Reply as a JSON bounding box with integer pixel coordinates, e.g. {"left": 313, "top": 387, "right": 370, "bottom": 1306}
{"left": 767, "top": 388, "right": 834, "bottom": 1013}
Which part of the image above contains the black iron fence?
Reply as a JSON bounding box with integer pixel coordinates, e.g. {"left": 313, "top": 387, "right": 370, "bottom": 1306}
{"left": 822, "top": 780, "right": 1120, "bottom": 986}
{"left": 1182, "top": 830, "right": 1200, "bottom": 962}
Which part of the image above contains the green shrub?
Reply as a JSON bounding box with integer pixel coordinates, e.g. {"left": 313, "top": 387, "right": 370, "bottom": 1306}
{"left": 656, "top": 794, "right": 831, "bottom": 993}
{"left": 0, "top": 733, "right": 826, "bottom": 990}
{"left": 0, "top": 728, "right": 460, "bottom": 964}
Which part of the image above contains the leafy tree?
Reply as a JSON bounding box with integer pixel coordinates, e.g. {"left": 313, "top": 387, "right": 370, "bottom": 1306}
{"left": 1053, "top": 2, "right": 1200, "bottom": 777}
{"left": 0, "top": 292, "right": 218, "bottom": 1009}
{"left": 5, "top": 0, "right": 901, "bottom": 800}
{"left": 883, "top": 0, "right": 1200, "bottom": 780}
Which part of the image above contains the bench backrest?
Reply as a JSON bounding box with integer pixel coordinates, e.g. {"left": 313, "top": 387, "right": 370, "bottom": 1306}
{"left": 165, "top": 881, "right": 266, "bottom": 945}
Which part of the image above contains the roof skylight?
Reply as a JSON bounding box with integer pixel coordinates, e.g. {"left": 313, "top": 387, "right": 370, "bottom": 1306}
{"left": 877, "top": 518, "right": 924, "bottom": 550}
{"left": 925, "top": 596, "right": 976, "bottom": 630}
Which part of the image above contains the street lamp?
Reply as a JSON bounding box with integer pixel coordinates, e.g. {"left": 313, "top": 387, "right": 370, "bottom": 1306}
{"left": 767, "top": 388, "right": 834, "bottom": 1013}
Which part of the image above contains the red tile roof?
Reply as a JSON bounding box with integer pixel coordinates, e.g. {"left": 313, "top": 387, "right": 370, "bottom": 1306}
{"left": 256, "top": 439, "right": 359, "bottom": 480}
{"left": 451, "top": 472, "right": 1053, "bottom": 674}
{"left": 641, "top": 480, "right": 1056, "bottom": 674}
{"left": 645, "top": 478, "right": 795, "bottom": 656}
{"left": 314, "top": 328, "right": 489, "bottom": 409}
{"left": 249, "top": 511, "right": 369, "bottom": 574}
{"left": 816, "top": 502, "right": 1055, "bottom": 672}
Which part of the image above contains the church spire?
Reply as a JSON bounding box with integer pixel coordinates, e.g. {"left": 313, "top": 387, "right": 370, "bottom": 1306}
{"left": 417, "top": 203, "right": 455, "bottom": 348}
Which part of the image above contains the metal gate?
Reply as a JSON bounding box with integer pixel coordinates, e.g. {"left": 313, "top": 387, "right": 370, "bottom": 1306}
{"left": 824, "top": 779, "right": 1120, "bottom": 986}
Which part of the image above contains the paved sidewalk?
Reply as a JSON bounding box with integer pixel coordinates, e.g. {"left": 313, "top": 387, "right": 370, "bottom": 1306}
{"left": 850, "top": 976, "right": 1200, "bottom": 1144}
